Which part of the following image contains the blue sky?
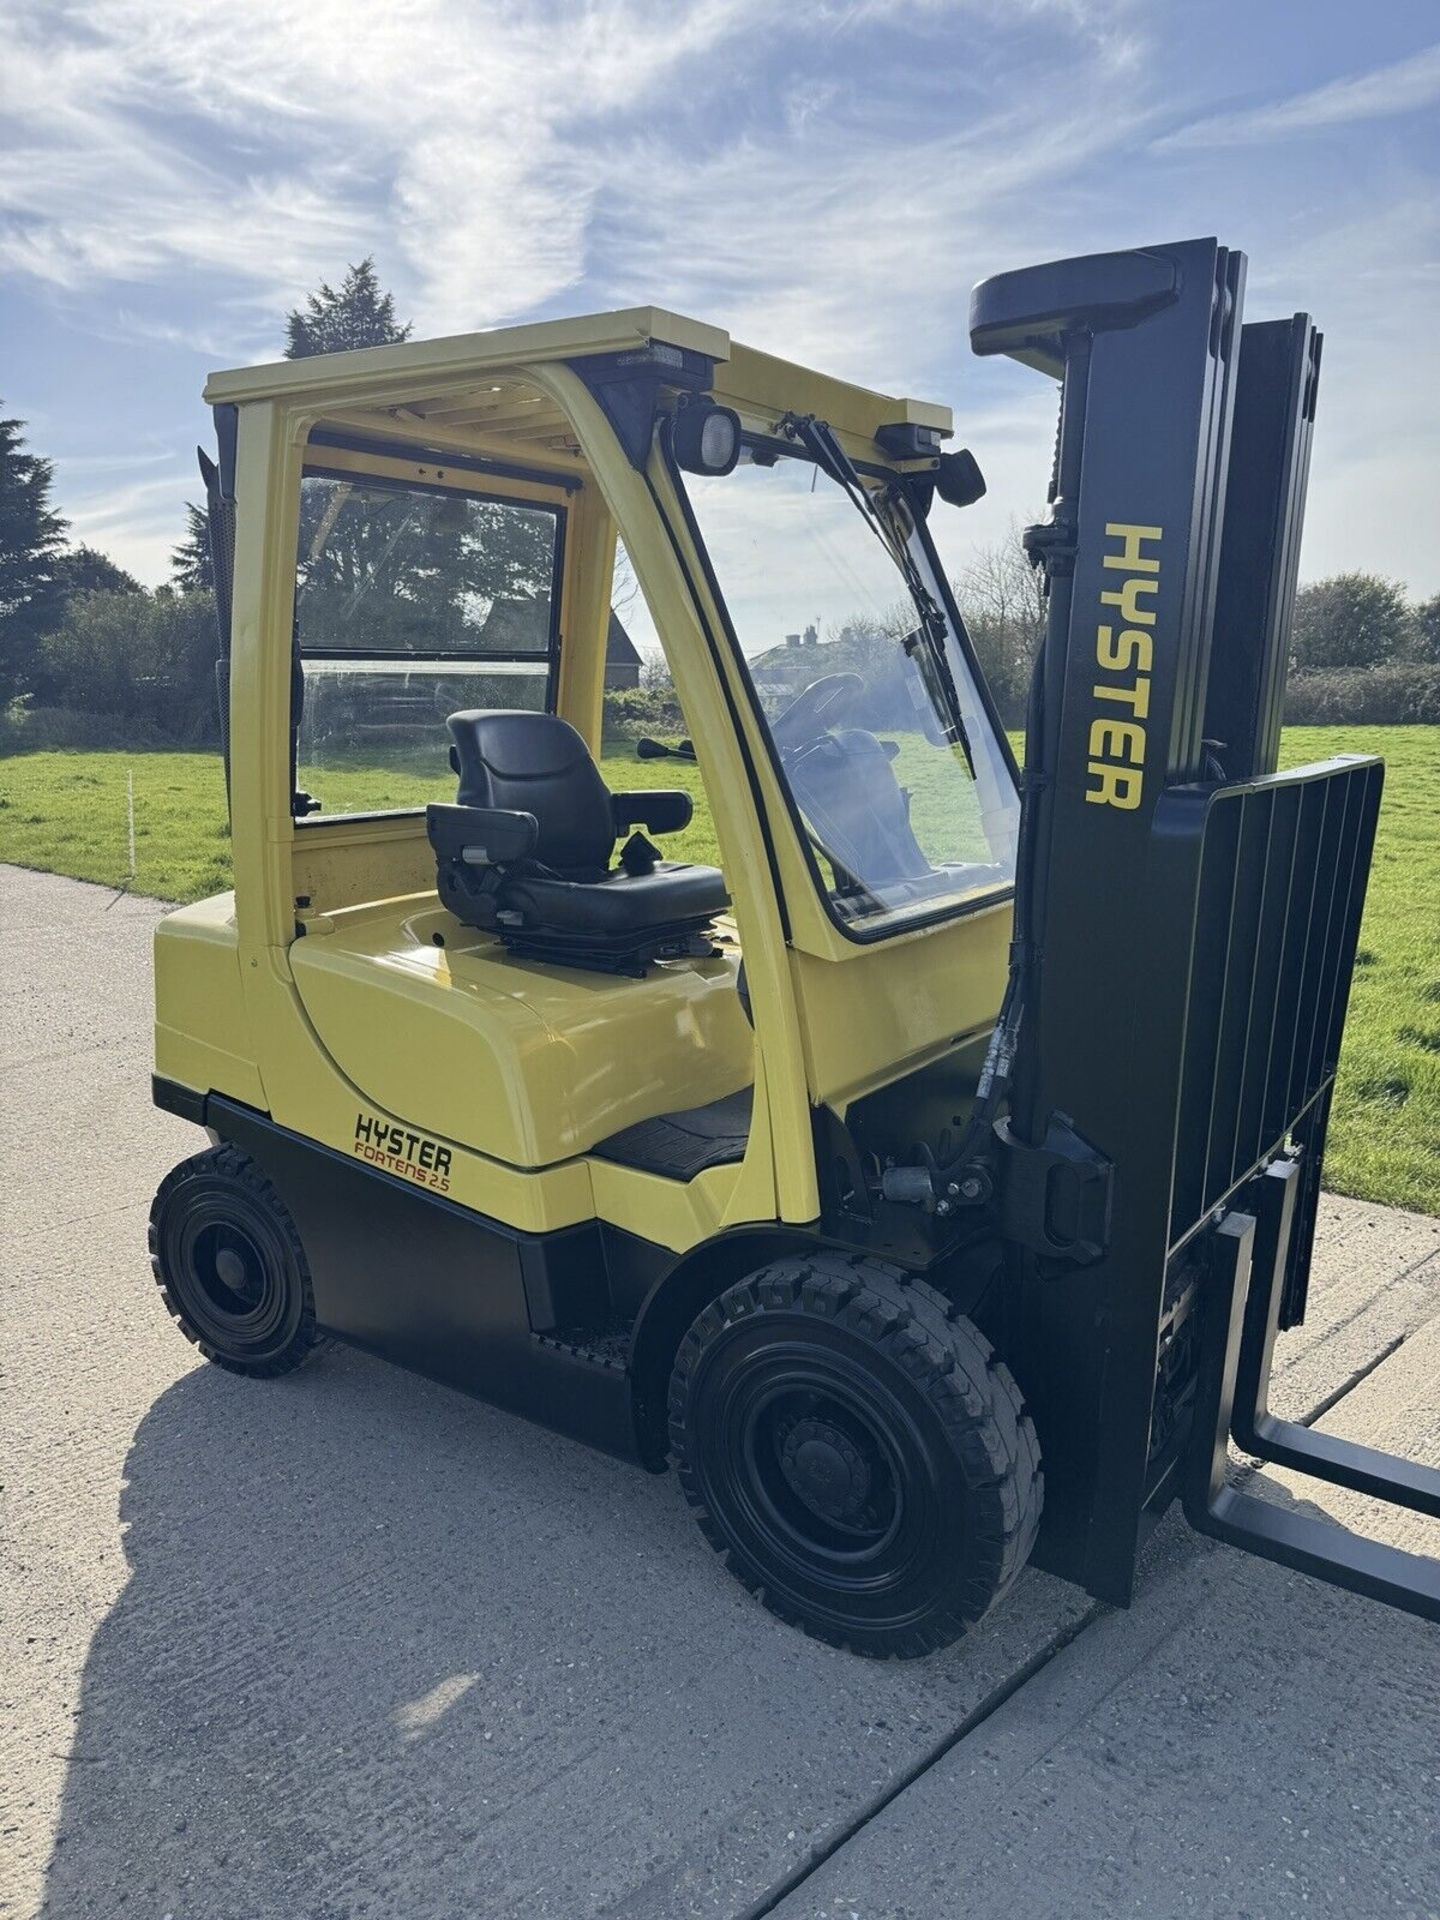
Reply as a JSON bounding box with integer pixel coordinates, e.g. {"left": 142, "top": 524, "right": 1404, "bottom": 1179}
{"left": 3, "top": 0, "right": 1437, "bottom": 595}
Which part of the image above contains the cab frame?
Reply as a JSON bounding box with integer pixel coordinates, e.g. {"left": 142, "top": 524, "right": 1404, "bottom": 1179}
{"left": 154, "top": 308, "right": 1016, "bottom": 1464}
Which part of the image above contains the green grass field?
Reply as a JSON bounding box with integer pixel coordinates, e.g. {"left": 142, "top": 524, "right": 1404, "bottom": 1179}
{"left": 2, "top": 727, "right": 1435, "bottom": 1214}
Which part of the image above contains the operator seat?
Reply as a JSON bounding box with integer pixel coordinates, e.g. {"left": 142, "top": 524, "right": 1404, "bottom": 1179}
{"left": 427, "top": 710, "right": 729, "bottom": 975}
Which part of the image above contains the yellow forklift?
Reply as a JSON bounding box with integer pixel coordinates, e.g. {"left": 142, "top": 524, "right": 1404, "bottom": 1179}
{"left": 151, "top": 237, "right": 1439, "bottom": 1655}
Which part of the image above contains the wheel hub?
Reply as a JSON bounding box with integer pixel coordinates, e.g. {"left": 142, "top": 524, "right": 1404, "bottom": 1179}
{"left": 192, "top": 1223, "right": 267, "bottom": 1318}
{"left": 780, "top": 1415, "right": 874, "bottom": 1525}
{"left": 213, "top": 1246, "right": 253, "bottom": 1296}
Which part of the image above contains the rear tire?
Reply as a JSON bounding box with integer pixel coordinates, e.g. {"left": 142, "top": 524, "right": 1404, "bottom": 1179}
{"left": 668, "top": 1252, "right": 1041, "bottom": 1657}
{"left": 149, "top": 1146, "right": 319, "bottom": 1378}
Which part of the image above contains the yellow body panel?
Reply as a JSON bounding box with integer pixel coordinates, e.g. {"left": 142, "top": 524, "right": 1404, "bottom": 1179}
{"left": 289, "top": 894, "right": 752, "bottom": 1167}
{"left": 155, "top": 889, "right": 755, "bottom": 1253}
{"left": 203, "top": 308, "right": 732, "bottom": 410}
{"left": 793, "top": 901, "right": 1014, "bottom": 1112}
{"left": 154, "top": 893, "right": 267, "bottom": 1112}
{"left": 714, "top": 342, "right": 952, "bottom": 463}
{"left": 291, "top": 815, "right": 432, "bottom": 917}
{"left": 157, "top": 305, "right": 1012, "bottom": 1255}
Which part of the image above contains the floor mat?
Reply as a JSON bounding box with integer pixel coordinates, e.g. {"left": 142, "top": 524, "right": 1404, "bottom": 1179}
{"left": 591, "top": 1087, "right": 753, "bottom": 1180}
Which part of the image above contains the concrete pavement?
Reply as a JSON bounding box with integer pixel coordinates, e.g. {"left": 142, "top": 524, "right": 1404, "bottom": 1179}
{"left": 2, "top": 863, "right": 1437, "bottom": 1920}
{"left": 770, "top": 1326, "right": 1440, "bottom": 1920}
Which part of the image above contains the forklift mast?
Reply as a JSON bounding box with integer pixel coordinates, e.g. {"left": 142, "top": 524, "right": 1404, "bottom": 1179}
{"left": 970, "top": 238, "right": 1438, "bottom": 1620}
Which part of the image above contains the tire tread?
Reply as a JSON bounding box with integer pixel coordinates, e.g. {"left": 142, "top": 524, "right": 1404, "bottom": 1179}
{"left": 149, "top": 1145, "right": 319, "bottom": 1378}
{"left": 668, "top": 1252, "right": 1042, "bottom": 1657}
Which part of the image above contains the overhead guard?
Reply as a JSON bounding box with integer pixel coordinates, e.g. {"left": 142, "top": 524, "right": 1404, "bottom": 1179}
{"left": 969, "top": 244, "right": 1183, "bottom": 376}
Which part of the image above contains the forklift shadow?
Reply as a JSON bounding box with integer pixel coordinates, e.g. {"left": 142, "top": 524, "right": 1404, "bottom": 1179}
{"left": 40, "top": 1337, "right": 743, "bottom": 1915}
{"left": 45, "top": 1331, "right": 1269, "bottom": 1916}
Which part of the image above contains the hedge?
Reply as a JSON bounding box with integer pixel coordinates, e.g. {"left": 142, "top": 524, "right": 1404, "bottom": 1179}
{"left": 0, "top": 702, "right": 192, "bottom": 755}
{"left": 1282, "top": 665, "right": 1440, "bottom": 726}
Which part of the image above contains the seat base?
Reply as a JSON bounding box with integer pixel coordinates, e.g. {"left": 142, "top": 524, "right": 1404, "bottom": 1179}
{"left": 428, "top": 716, "right": 729, "bottom": 977}
{"left": 495, "top": 917, "right": 721, "bottom": 979}
{"left": 435, "top": 841, "right": 729, "bottom": 978}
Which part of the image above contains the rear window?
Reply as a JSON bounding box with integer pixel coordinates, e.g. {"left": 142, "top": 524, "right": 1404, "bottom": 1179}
{"left": 292, "top": 471, "right": 562, "bottom": 818}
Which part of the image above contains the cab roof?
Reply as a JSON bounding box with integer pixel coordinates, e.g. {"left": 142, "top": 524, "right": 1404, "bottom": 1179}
{"left": 202, "top": 306, "right": 953, "bottom": 449}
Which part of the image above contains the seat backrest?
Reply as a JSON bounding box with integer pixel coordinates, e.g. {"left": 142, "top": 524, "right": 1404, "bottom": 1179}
{"left": 447, "top": 710, "right": 615, "bottom": 875}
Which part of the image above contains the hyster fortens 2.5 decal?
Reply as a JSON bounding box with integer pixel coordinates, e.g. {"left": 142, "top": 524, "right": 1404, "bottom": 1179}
{"left": 353, "top": 1112, "right": 453, "bottom": 1192}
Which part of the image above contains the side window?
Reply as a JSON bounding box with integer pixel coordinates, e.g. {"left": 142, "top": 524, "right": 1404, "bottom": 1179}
{"left": 293, "top": 470, "right": 561, "bottom": 817}
{"left": 600, "top": 540, "right": 721, "bottom": 875}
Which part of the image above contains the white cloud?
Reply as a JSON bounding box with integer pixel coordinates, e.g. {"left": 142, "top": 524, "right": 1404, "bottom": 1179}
{"left": 594, "top": 39, "right": 1157, "bottom": 394}
{"left": 63, "top": 470, "right": 196, "bottom": 585}
{"left": 5, "top": 0, "right": 1436, "bottom": 596}
{"left": 0, "top": 0, "right": 832, "bottom": 324}
{"left": 0, "top": 0, "right": 1140, "bottom": 336}
{"left": 1155, "top": 40, "right": 1440, "bottom": 150}
{"left": 1248, "top": 189, "right": 1440, "bottom": 590}
{"left": 53, "top": 449, "right": 176, "bottom": 477}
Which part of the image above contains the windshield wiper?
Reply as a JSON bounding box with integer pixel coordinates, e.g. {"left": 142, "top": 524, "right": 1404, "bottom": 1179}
{"left": 777, "top": 413, "right": 974, "bottom": 772}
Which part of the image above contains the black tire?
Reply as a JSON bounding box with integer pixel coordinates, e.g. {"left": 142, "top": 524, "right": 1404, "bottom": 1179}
{"left": 149, "top": 1146, "right": 319, "bottom": 1378}
{"left": 668, "top": 1252, "right": 1041, "bottom": 1657}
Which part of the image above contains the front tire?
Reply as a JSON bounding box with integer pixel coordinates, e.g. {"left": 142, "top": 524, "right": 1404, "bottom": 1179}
{"left": 149, "top": 1146, "right": 319, "bottom": 1377}
{"left": 668, "top": 1253, "right": 1041, "bottom": 1657}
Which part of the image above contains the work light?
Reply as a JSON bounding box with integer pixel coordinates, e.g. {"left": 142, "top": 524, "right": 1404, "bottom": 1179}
{"left": 672, "top": 400, "right": 741, "bottom": 476}
{"left": 935, "top": 448, "right": 986, "bottom": 508}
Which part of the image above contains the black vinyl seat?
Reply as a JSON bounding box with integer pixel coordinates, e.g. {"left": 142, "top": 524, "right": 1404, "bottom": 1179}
{"left": 428, "top": 710, "right": 729, "bottom": 974}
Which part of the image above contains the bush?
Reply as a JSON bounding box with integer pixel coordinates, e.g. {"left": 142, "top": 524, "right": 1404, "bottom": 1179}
{"left": 601, "top": 682, "right": 685, "bottom": 743}
{"left": 1291, "top": 574, "right": 1416, "bottom": 671}
{"left": 33, "top": 589, "right": 222, "bottom": 745}
{"left": 1283, "top": 664, "right": 1440, "bottom": 726}
{"left": 0, "top": 699, "right": 185, "bottom": 754}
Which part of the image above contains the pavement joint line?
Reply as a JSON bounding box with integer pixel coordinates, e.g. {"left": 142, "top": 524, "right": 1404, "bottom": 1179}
{"left": 1287, "top": 1242, "right": 1440, "bottom": 1356}
{"left": 740, "top": 1599, "right": 1108, "bottom": 1920}
{"left": 759, "top": 1521, "right": 1320, "bottom": 1920}
{"left": 1, "top": 1038, "right": 140, "bottom": 1075}
{"left": 1297, "top": 1328, "right": 1412, "bottom": 1428}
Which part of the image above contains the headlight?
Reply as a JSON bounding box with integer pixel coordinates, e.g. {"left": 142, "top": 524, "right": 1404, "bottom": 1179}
{"left": 673, "top": 401, "right": 741, "bottom": 476}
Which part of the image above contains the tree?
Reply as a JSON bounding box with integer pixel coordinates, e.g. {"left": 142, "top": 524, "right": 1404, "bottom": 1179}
{"left": 171, "top": 260, "right": 413, "bottom": 600}
{"left": 171, "top": 503, "right": 214, "bottom": 594}
{"left": 0, "top": 408, "right": 67, "bottom": 701}
{"left": 38, "top": 589, "right": 221, "bottom": 742}
{"left": 293, "top": 478, "right": 557, "bottom": 654}
{"left": 53, "top": 544, "right": 142, "bottom": 598}
{"left": 640, "top": 653, "right": 675, "bottom": 694}
{"left": 951, "top": 523, "right": 1047, "bottom": 723}
{"left": 284, "top": 257, "right": 411, "bottom": 360}
{"left": 612, "top": 538, "right": 640, "bottom": 618}
{"left": 1412, "top": 591, "right": 1440, "bottom": 666}
{"left": 1290, "top": 573, "right": 1415, "bottom": 672}
{"left": 281, "top": 263, "right": 536, "bottom": 653}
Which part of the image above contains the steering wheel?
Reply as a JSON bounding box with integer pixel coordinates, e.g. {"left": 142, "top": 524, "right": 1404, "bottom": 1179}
{"left": 770, "top": 672, "right": 863, "bottom": 752}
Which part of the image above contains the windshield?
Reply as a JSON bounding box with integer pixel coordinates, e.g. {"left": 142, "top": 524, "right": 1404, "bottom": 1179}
{"left": 676, "top": 434, "right": 1019, "bottom": 933}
